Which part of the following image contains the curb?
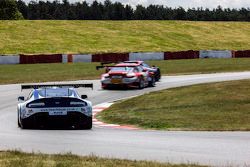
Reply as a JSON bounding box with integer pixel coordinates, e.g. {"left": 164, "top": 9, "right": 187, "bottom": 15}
{"left": 93, "top": 103, "right": 139, "bottom": 130}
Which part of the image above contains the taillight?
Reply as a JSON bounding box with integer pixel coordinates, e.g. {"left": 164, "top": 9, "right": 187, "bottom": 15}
{"left": 126, "top": 74, "right": 136, "bottom": 78}
{"left": 70, "top": 101, "right": 86, "bottom": 107}
{"left": 102, "top": 74, "right": 110, "bottom": 78}
{"left": 27, "top": 102, "right": 45, "bottom": 108}
{"left": 149, "top": 72, "right": 154, "bottom": 75}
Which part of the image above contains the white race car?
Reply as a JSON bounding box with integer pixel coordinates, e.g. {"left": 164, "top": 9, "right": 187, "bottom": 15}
{"left": 17, "top": 83, "right": 93, "bottom": 129}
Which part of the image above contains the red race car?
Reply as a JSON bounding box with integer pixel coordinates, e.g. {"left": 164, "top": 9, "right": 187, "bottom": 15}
{"left": 98, "top": 63, "right": 155, "bottom": 89}
{"left": 122, "top": 61, "right": 161, "bottom": 81}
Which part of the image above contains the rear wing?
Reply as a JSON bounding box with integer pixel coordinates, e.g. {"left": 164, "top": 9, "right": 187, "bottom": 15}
{"left": 96, "top": 62, "right": 120, "bottom": 70}
{"left": 21, "top": 83, "right": 93, "bottom": 91}
{"left": 96, "top": 65, "right": 118, "bottom": 70}
{"left": 96, "top": 61, "right": 138, "bottom": 70}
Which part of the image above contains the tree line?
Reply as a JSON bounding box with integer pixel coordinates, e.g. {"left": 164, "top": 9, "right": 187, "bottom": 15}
{"left": 1, "top": 0, "right": 250, "bottom": 21}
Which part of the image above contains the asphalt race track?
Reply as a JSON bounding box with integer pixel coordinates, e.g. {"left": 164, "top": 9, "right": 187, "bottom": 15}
{"left": 0, "top": 72, "right": 250, "bottom": 166}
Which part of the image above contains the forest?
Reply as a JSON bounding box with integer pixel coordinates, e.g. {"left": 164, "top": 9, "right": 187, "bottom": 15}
{"left": 1, "top": 0, "right": 250, "bottom": 20}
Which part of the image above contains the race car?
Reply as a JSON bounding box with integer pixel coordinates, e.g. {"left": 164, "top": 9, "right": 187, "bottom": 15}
{"left": 17, "top": 83, "right": 93, "bottom": 129}
{"left": 122, "top": 61, "right": 161, "bottom": 81}
{"left": 98, "top": 63, "right": 155, "bottom": 89}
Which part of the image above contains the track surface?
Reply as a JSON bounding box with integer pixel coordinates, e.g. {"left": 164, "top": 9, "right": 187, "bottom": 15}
{"left": 0, "top": 72, "right": 250, "bottom": 166}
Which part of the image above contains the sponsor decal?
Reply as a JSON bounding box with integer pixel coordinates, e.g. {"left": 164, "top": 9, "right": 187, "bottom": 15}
{"left": 39, "top": 107, "right": 81, "bottom": 112}
{"left": 25, "top": 107, "right": 87, "bottom": 116}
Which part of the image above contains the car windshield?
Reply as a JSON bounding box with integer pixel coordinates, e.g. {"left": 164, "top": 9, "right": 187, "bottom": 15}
{"left": 38, "top": 88, "right": 74, "bottom": 97}
{"left": 110, "top": 67, "right": 133, "bottom": 72}
{"left": 142, "top": 63, "right": 150, "bottom": 68}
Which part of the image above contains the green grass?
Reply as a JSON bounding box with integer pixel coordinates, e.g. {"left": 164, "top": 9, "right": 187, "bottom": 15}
{"left": 0, "top": 21, "right": 249, "bottom": 54}
{"left": 98, "top": 80, "right": 250, "bottom": 131}
{"left": 0, "top": 151, "right": 205, "bottom": 167}
{"left": 0, "top": 62, "right": 103, "bottom": 84}
{"left": 150, "top": 58, "right": 250, "bottom": 75}
{"left": 1, "top": 58, "right": 250, "bottom": 84}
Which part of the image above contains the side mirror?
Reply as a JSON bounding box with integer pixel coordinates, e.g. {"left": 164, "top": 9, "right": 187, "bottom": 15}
{"left": 81, "top": 95, "right": 88, "bottom": 99}
{"left": 18, "top": 96, "right": 25, "bottom": 101}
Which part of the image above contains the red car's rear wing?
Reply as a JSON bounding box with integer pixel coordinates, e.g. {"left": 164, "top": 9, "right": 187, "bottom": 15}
{"left": 96, "top": 62, "right": 118, "bottom": 70}
{"left": 96, "top": 62, "right": 138, "bottom": 70}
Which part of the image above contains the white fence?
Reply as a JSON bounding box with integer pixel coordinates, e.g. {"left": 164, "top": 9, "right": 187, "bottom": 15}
{"left": 129, "top": 52, "right": 164, "bottom": 61}
{"left": 72, "top": 54, "right": 92, "bottom": 63}
{"left": 199, "top": 50, "right": 232, "bottom": 58}
{"left": 0, "top": 55, "right": 20, "bottom": 64}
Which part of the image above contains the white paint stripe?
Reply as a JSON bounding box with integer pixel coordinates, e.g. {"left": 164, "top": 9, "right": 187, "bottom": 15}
{"left": 93, "top": 122, "right": 105, "bottom": 125}
{"left": 99, "top": 124, "right": 120, "bottom": 127}
{"left": 94, "top": 102, "right": 114, "bottom": 108}
{"left": 93, "top": 109, "right": 105, "bottom": 112}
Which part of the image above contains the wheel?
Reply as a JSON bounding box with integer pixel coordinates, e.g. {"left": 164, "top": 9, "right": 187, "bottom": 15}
{"left": 18, "top": 119, "right": 21, "bottom": 127}
{"left": 102, "top": 83, "right": 109, "bottom": 90}
{"left": 20, "top": 119, "right": 30, "bottom": 129}
{"left": 149, "top": 77, "right": 156, "bottom": 87}
{"left": 138, "top": 78, "right": 145, "bottom": 89}
{"left": 84, "top": 121, "right": 92, "bottom": 130}
{"left": 155, "top": 69, "right": 161, "bottom": 82}
{"left": 17, "top": 110, "right": 21, "bottom": 127}
{"left": 20, "top": 117, "right": 33, "bottom": 129}
{"left": 102, "top": 86, "right": 108, "bottom": 90}
{"left": 78, "top": 117, "right": 92, "bottom": 130}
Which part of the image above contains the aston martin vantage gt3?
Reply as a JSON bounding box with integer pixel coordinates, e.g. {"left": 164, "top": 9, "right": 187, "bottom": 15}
{"left": 17, "top": 84, "right": 93, "bottom": 129}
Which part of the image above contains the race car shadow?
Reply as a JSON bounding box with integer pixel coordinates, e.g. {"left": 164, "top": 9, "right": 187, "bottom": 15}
{"left": 27, "top": 125, "right": 92, "bottom": 130}
{"left": 22, "top": 122, "right": 92, "bottom": 130}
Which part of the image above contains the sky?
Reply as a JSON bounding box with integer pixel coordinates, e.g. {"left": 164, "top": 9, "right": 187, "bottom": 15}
{"left": 22, "top": 0, "right": 250, "bottom": 9}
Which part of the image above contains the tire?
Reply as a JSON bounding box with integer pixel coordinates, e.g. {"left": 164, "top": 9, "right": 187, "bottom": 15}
{"left": 155, "top": 69, "right": 161, "bottom": 82}
{"left": 20, "top": 119, "right": 30, "bottom": 129}
{"left": 84, "top": 121, "right": 92, "bottom": 130}
{"left": 138, "top": 78, "right": 145, "bottom": 89}
{"left": 78, "top": 117, "right": 92, "bottom": 130}
{"left": 17, "top": 110, "right": 21, "bottom": 128}
{"left": 149, "top": 77, "right": 156, "bottom": 87}
{"left": 102, "top": 83, "right": 109, "bottom": 90}
{"left": 102, "top": 87, "right": 108, "bottom": 90}
{"left": 18, "top": 119, "right": 21, "bottom": 128}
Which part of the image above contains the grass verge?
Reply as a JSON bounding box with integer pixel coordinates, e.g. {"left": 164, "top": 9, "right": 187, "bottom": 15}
{"left": 98, "top": 80, "right": 250, "bottom": 131}
{"left": 0, "top": 151, "right": 205, "bottom": 167}
{"left": 1, "top": 58, "right": 250, "bottom": 84}
{"left": 0, "top": 21, "right": 250, "bottom": 54}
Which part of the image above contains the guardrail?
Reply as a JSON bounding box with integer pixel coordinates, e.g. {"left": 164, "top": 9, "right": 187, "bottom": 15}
{"left": 0, "top": 50, "right": 250, "bottom": 64}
